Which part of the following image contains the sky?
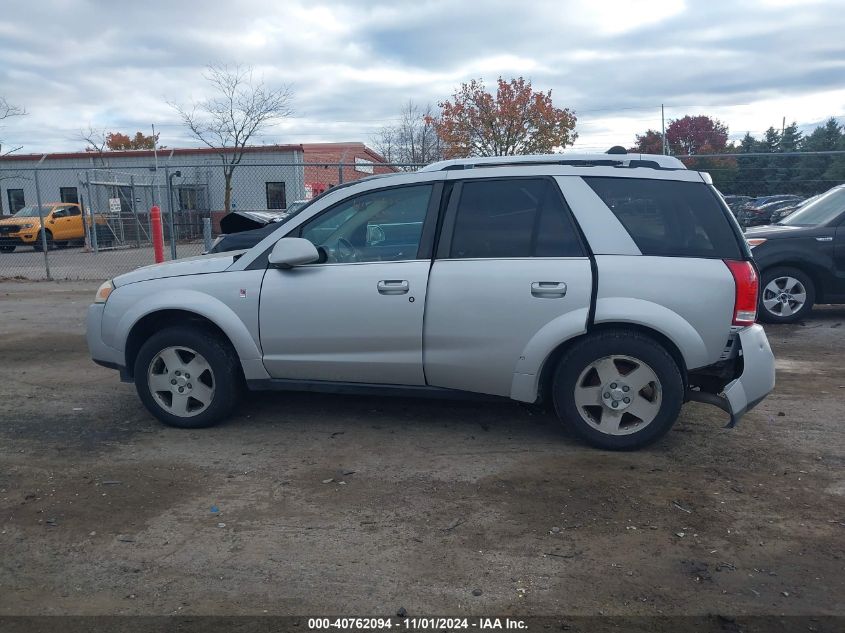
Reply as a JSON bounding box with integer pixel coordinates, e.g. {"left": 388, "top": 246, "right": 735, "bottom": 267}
{"left": 1, "top": 0, "right": 844, "bottom": 155}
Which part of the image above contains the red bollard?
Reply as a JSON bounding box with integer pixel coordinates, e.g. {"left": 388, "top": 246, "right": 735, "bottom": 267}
{"left": 150, "top": 205, "right": 165, "bottom": 263}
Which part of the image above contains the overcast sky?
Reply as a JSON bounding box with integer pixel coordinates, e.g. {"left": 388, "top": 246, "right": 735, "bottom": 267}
{"left": 1, "top": 0, "right": 844, "bottom": 155}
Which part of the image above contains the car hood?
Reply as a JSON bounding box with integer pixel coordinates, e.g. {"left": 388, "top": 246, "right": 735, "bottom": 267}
{"left": 743, "top": 224, "right": 814, "bottom": 239}
{"left": 113, "top": 250, "right": 247, "bottom": 287}
{"left": 0, "top": 216, "right": 35, "bottom": 225}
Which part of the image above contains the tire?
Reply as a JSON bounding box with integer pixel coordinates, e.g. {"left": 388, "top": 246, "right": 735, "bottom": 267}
{"left": 32, "top": 230, "right": 52, "bottom": 251}
{"left": 758, "top": 267, "right": 815, "bottom": 324}
{"left": 552, "top": 330, "right": 684, "bottom": 450}
{"left": 134, "top": 325, "right": 243, "bottom": 428}
{"left": 0, "top": 245, "right": 14, "bottom": 253}
{"left": 54, "top": 241, "right": 69, "bottom": 249}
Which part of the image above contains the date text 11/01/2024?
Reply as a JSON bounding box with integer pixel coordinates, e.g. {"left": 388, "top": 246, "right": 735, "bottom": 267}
{"left": 307, "top": 617, "right": 527, "bottom": 630}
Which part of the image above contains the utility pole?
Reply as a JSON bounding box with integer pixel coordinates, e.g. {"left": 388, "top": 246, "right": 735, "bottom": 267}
{"left": 661, "top": 104, "right": 667, "bottom": 155}
{"left": 781, "top": 116, "right": 786, "bottom": 150}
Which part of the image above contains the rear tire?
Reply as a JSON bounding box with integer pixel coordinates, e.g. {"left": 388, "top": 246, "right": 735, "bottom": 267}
{"left": 758, "top": 267, "right": 814, "bottom": 324}
{"left": 552, "top": 330, "right": 684, "bottom": 450}
{"left": 134, "top": 325, "right": 243, "bottom": 429}
{"left": 0, "top": 245, "right": 14, "bottom": 253}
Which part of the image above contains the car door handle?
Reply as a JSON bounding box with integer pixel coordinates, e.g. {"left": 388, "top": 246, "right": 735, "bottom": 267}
{"left": 377, "top": 280, "right": 409, "bottom": 295}
{"left": 531, "top": 281, "right": 567, "bottom": 298}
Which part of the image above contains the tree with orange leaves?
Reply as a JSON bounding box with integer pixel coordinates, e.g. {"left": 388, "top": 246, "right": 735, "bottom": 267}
{"left": 429, "top": 77, "right": 577, "bottom": 158}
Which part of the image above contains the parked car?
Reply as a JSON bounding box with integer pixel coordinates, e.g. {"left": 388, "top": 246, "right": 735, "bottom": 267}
{"left": 207, "top": 200, "right": 312, "bottom": 254}
{"left": 737, "top": 196, "right": 804, "bottom": 227}
{"left": 0, "top": 203, "right": 109, "bottom": 252}
{"left": 86, "top": 152, "right": 775, "bottom": 450}
{"left": 746, "top": 184, "right": 845, "bottom": 323}
{"left": 722, "top": 195, "right": 752, "bottom": 215}
{"left": 768, "top": 194, "right": 821, "bottom": 224}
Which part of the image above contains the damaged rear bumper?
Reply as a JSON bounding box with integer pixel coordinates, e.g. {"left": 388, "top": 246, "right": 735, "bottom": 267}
{"left": 687, "top": 324, "right": 775, "bottom": 427}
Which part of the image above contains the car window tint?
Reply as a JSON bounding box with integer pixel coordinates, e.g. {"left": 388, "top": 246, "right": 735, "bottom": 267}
{"left": 449, "top": 179, "right": 583, "bottom": 258}
{"left": 583, "top": 177, "right": 742, "bottom": 259}
{"left": 300, "top": 185, "right": 432, "bottom": 263}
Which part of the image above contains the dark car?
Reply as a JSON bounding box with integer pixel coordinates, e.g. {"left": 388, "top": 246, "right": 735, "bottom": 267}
{"left": 746, "top": 184, "right": 845, "bottom": 323}
{"left": 208, "top": 200, "right": 312, "bottom": 254}
{"left": 738, "top": 196, "right": 803, "bottom": 227}
{"left": 769, "top": 194, "right": 821, "bottom": 224}
{"left": 722, "top": 195, "right": 752, "bottom": 215}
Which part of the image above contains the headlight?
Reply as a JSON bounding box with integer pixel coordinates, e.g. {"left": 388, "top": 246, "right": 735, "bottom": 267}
{"left": 746, "top": 238, "right": 767, "bottom": 248}
{"left": 94, "top": 280, "right": 114, "bottom": 303}
{"left": 22, "top": 223, "right": 34, "bottom": 229}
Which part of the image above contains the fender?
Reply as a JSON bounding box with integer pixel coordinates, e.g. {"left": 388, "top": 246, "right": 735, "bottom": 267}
{"left": 509, "top": 307, "right": 589, "bottom": 402}
{"left": 593, "top": 297, "right": 709, "bottom": 369}
{"left": 103, "top": 286, "right": 267, "bottom": 378}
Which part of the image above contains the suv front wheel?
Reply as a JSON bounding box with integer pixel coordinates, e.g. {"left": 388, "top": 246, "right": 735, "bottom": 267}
{"left": 134, "top": 325, "right": 243, "bottom": 428}
{"left": 553, "top": 330, "right": 684, "bottom": 450}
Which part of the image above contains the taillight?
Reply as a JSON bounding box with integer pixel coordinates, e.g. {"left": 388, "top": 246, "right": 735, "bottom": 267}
{"left": 724, "top": 260, "right": 758, "bottom": 326}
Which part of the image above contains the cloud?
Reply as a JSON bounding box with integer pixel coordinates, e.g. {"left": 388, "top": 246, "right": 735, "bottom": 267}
{"left": 0, "top": 0, "right": 843, "bottom": 153}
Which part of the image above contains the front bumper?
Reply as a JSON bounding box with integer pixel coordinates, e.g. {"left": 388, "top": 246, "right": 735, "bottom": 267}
{"left": 86, "top": 303, "right": 126, "bottom": 375}
{"left": 687, "top": 324, "right": 775, "bottom": 426}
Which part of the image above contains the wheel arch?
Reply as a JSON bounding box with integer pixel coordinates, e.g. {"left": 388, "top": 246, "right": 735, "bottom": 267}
{"left": 528, "top": 322, "right": 689, "bottom": 407}
{"left": 124, "top": 309, "right": 238, "bottom": 379}
{"left": 759, "top": 261, "right": 823, "bottom": 302}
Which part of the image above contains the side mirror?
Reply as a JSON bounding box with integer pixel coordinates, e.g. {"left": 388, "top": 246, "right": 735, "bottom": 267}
{"left": 268, "top": 237, "right": 321, "bottom": 269}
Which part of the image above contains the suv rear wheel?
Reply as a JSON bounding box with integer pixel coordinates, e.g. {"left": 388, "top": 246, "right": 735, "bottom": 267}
{"left": 552, "top": 330, "right": 684, "bottom": 450}
{"left": 758, "top": 266, "right": 814, "bottom": 323}
{"left": 134, "top": 325, "right": 243, "bottom": 428}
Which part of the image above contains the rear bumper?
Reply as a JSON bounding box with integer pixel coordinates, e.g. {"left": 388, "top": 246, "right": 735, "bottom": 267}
{"left": 687, "top": 324, "right": 775, "bottom": 426}
{"left": 723, "top": 324, "right": 776, "bottom": 422}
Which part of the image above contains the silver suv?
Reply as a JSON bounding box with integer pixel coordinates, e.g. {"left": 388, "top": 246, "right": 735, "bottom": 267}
{"left": 86, "top": 152, "right": 775, "bottom": 450}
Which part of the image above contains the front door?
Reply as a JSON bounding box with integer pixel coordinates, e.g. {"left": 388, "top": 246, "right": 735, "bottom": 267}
{"left": 259, "top": 183, "right": 438, "bottom": 384}
{"left": 424, "top": 177, "right": 593, "bottom": 397}
{"left": 48, "top": 207, "right": 76, "bottom": 240}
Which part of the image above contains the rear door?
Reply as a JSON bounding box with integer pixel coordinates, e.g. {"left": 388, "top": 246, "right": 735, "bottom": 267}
{"left": 423, "top": 177, "right": 593, "bottom": 398}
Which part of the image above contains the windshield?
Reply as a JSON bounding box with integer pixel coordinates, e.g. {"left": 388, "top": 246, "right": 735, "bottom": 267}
{"left": 12, "top": 205, "right": 52, "bottom": 218}
{"left": 780, "top": 187, "right": 845, "bottom": 226}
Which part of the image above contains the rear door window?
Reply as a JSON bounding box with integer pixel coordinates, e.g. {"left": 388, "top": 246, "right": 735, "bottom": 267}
{"left": 583, "top": 177, "right": 742, "bottom": 259}
{"left": 447, "top": 178, "right": 583, "bottom": 258}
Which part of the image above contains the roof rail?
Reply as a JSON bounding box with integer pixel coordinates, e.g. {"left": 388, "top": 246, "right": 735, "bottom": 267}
{"left": 419, "top": 152, "right": 687, "bottom": 172}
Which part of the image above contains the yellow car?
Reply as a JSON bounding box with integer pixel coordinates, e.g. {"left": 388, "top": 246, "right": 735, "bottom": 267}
{"left": 0, "top": 203, "right": 107, "bottom": 252}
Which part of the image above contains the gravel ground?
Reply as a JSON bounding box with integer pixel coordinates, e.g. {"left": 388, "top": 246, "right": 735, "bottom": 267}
{"left": 0, "top": 280, "right": 843, "bottom": 618}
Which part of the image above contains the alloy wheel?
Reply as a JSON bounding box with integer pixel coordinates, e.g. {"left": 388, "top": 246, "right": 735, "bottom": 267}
{"left": 147, "top": 346, "right": 215, "bottom": 417}
{"left": 573, "top": 355, "right": 663, "bottom": 436}
{"left": 762, "top": 276, "right": 806, "bottom": 318}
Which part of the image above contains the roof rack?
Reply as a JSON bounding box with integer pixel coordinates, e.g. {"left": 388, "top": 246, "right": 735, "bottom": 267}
{"left": 419, "top": 151, "right": 687, "bottom": 172}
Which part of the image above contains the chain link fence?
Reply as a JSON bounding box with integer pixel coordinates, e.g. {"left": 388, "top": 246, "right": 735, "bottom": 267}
{"left": 0, "top": 161, "right": 420, "bottom": 281}
{"left": 2, "top": 153, "right": 843, "bottom": 281}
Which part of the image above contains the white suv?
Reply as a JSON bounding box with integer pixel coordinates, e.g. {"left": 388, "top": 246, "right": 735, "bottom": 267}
{"left": 86, "top": 152, "right": 775, "bottom": 450}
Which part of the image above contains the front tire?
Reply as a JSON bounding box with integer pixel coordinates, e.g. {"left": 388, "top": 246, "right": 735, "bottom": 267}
{"left": 758, "top": 267, "right": 814, "bottom": 323}
{"left": 0, "top": 245, "right": 14, "bottom": 253}
{"left": 134, "top": 325, "right": 243, "bottom": 428}
{"left": 552, "top": 330, "right": 684, "bottom": 450}
{"left": 32, "top": 230, "right": 52, "bottom": 251}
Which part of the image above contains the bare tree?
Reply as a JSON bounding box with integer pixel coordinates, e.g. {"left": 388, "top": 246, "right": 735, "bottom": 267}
{"left": 170, "top": 64, "right": 293, "bottom": 212}
{"left": 372, "top": 101, "right": 444, "bottom": 169}
{"left": 78, "top": 125, "right": 109, "bottom": 166}
{"left": 0, "top": 96, "right": 26, "bottom": 156}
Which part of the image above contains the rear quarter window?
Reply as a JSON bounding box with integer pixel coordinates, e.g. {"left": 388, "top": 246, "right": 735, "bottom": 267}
{"left": 583, "top": 177, "right": 742, "bottom": 259}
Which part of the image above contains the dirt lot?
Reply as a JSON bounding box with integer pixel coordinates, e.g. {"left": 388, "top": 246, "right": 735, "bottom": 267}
{"left": 0, "top": 280, "right": 843, "bottom": 618}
